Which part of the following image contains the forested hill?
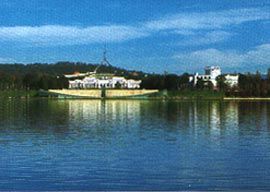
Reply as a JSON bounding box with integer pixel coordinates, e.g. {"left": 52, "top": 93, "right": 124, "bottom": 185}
{"left": 0, "top": 62, "right": 151, "bottom": 90}
{"left": 0, "top": 62, "right": 146, "bottom": 79}
{"left": 0, "top": 62, "right": 270, "bottom": 98}
{"left": 0, "top": 62, "right": 191, "bottom": 91}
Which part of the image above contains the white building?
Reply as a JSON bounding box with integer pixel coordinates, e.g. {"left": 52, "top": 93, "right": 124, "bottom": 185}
{"left": 190, "top": 66, "right": 239, "bottom": 88}
{"left": 224, "top": 74, "right": 239, "bottom": 87}
{"left": 191, "top": 66, "right": 221, "bottom": 87}
{"left": 68, "top": 73, "right": 141, "bottom": 89}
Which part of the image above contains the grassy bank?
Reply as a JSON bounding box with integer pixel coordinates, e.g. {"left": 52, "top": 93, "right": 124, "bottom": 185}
{"left": 149, "top": 90, "right": 224, "bottom": 100}
{"left": 224, "top": 97, "right": 270, "bottom": 101}
{"left": 0, "top": 90, "right": 38, "bottom": 98}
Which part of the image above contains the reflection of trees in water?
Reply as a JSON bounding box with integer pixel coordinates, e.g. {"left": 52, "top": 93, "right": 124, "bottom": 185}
{"left": 66, "top": 100, "right": 227, "bottom": 142}
{"left": 237, "top": 102, "right": 270, "bottom": 134}
{"left": 0, "top": 99, "right": 269, "bottom": 141}
{"left": 137, "top": 101, "right": 223, "bottom": 131}
{"left": 139, "top": 101, "right": 194, "bottom": 131}
{"left": 136, "top": 100, "right": 270, "bottom": 137}
{"left": 0, "top": 99, "right": 70, "bottom": 136}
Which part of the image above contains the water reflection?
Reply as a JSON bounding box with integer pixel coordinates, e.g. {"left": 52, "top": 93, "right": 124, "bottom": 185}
{"left": 1, "top": 99, "right": 270, "bottom": 190}
{"left": 1, "top": 99, "right": 270, "bottom": 138}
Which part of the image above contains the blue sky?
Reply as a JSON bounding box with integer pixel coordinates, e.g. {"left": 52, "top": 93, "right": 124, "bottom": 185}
{"left": 0, "top": 0, "right": 269, "bottom": 74}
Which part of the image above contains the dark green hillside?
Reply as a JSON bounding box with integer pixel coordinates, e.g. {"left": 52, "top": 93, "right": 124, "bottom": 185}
{"left": 0, "top": 62, "right": 270, "bottom": 98}
{"left": 0, "top": 62, "right": 146, "bottom": 90}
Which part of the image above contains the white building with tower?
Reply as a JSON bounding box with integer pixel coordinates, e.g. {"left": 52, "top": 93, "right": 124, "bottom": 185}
{"left": 190, "top": 66, "right": 221, "bottom": 87}
{"left": 190, "top": 66, "right": 239, "bottom": 88}
{"left": 65, "top": 50, "right": 141, "bottom": 89}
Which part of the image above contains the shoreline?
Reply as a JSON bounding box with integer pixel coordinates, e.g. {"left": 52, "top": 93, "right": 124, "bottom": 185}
{"left": 4, "top": 96, "right": 270, "bottom": 101}
{"left": 3, "top": 96, "right": 270, "bottom": 101}
{"left": 2, "top": 90, "right": 270, "bottom": 101}
{"left": 224, "top": 97, "right": 270, "bottom": 101}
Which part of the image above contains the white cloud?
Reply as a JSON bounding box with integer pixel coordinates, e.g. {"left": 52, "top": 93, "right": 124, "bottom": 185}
{"left": 173, "top": 43, "right": 270, "bottom": 71}
{"left": 0, "top": 57, "right": 16, "bottom": 63}
{"left": 170, "top": 29, "right": 196, "bottom": 35}
{"left": 179, "top": 31, "right": 233, "bottom": 46}
{"left": 145, "top": 8, "right": 270, "bottom": 31}
{"left": 0, "top": 25, "right": 149, "bottom": 46}
{"left": 0, "top": 8, "right": 268, "bottom": 47}
{"left": 145, "top": 8, "right": 270, "bottom": 46}
{"left": 245, "top": 44, "right": 270, "bottom": 65}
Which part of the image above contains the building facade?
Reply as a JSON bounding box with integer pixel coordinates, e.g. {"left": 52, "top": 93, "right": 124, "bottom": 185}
{"left": 190, "top": 66, "right": 221, "bottom": 87}
{"left": 190, "top": 66, "right": 239, "bottom": 88}
{"left": 224, "top": 74, "right": 239, "bottom": 87}
{"left": 68, "top": 73, "right": 141, "bottom": 89}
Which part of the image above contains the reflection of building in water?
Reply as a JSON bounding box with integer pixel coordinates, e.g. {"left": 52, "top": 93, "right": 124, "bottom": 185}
{"left": 209, "top": 102, "right": 221, "bottom": 134}
{"left": 190, "top": 102, "right": 222, "bottom": 136}
{"left": 67, "top": 100, "right": 142, "bottom": 128}
{"left": 68, "top": 100, "right": 103, "bottom": 121}
{"left": 223, "top": 102, "right": 239, "bottom": 132}
{"left": 193, "top": 101, "right": 240, "bottom": 136}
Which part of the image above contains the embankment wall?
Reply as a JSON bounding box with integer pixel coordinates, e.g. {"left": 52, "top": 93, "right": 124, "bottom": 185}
{"left": 48, "top": 89, "right": 158, "bottom": 98}
{"left": 106, "top": 89, "right": 158, "bottom": 98}
{"left": 48, "top": 89, "right": 102, "bottom": 98}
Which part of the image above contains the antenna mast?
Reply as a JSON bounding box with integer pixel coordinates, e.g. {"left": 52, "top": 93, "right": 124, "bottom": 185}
{"left": 100, "top": 44, "right": 111, "bottom": 66}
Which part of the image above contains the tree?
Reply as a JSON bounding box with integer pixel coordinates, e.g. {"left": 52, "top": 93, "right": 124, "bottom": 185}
{"left": 205, "top": 81, "right": 214, "bottom": 90}
{"left": 216, "top": 75, "right": 228, "bottom": 91}
{"left": 164, "top": 74, "right": 179, "bottom": 90}
{"left": 115, "top": 82, "right": 121, "bottom": 89}
{"left": 23, "top": 73, "right": 40, "bottom": 90}
{"left": 38, "top": 76, "right": 48, "bottom": 90}
{"left": 196, "top": 79, "right": 205, "bottom": 90}
{"left": 178, "top": 73, "right": 190, "bottom": 90}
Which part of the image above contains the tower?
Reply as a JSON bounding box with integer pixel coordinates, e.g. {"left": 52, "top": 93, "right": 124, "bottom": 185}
{"left": 100, "top": 45, "right": 111, "bottom": 66}
{"left": 205, "top": 66, "right": 221, "bottom": 79}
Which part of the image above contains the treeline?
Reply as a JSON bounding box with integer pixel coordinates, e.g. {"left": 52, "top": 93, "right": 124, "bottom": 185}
{"left": 0, "top": 62, "right": 145, "bottom": 78}
{"left": 0, "top": 62, "right": 270, "bottom": 97}
{"left": 0, "top": 71, "right": 68, "bottom": 90}
{"left": 141, "top": 72, "right": 270, "bottom": 97}
{"left": 141, "top": 73, "right": 191, "bottom": 90}
{"left": 215, "top": 73, "right": 270, "bottom": 97}
{"left": 234, "top": 73, "right": 270, "bottom": 97}
{"left": 0, "top": 62, "right": 192, "bottom": 91}
{"left": 0, "top": 62, "right": 145, "bottom": 90}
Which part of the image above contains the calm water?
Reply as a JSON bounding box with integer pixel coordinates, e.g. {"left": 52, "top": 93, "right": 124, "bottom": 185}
{"left": 0, "top": 99, "right": 270, "bottom": 191}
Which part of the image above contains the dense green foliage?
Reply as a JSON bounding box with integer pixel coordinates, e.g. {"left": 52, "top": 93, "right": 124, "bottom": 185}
{"left": 0, "top": 62, "right": 270, "bottom": 98}
{"left": 235, "top": 73, "right": 270, "bottom": 97}
{"left": 0, "top": 62, "right": 144, "bottom": 90}
{"left": 216, "top": 73, "right": 270, "bottom": 97}
{"left": 141, "top": 73, "right": 191, "bottom": 90}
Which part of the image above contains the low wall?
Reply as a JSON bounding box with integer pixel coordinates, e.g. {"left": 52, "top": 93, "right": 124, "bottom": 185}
{"left": 48, "top": 89, "right": 102, "bottom": 98}
{"left": 106, "top": 89, "right": 158, "bottom": 98}
{"left": 47, "top": 89, "right": 159, "bottom": 98}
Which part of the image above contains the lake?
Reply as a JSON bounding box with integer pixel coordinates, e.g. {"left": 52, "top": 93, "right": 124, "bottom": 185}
{"left": 0, "top": 99, "right": 270, "bottom": 191}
